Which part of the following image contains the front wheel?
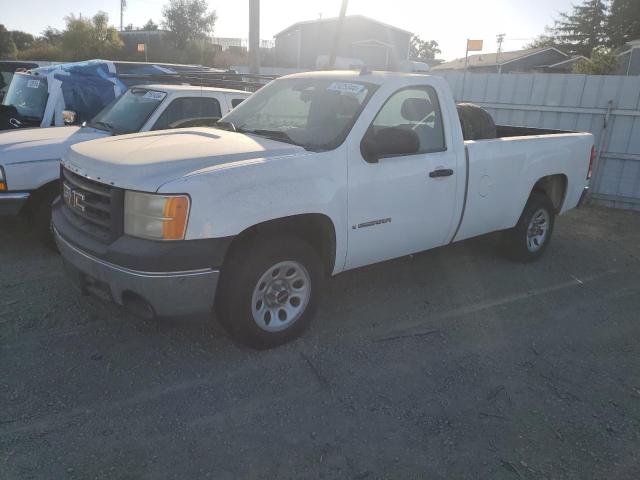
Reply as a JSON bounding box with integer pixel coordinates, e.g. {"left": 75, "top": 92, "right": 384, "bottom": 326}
{"left": 215, "top": 235, "right": 323, "bottom": 349}
{"left": 502, "top": 192, "right": 555, "bottom": 262}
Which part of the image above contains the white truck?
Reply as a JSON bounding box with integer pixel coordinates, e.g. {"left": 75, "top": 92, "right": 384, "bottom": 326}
{"left": 52, "top": 71, "right": 593, "bottom": 349}
{"left": 0, "top": 84, "right": 249, "bottom": 242}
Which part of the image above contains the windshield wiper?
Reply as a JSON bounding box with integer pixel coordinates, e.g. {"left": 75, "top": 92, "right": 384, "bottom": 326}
{"left": 241, "top": 128, "right": 303, "bottom": 147}
{"left": 88, "top": 120, "right": 118, "bottom": 135}
{"left": 213, "top": 121, "right": 237, "bottom": 132}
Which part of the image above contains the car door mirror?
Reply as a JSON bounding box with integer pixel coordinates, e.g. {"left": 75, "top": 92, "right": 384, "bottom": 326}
{"left": 360, "top": 127, "right": 420, "bottom": 163}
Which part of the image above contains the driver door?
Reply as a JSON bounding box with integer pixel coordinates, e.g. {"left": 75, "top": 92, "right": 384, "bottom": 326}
{"left": 345, "top": 85, "right": 458, "bottom": 270}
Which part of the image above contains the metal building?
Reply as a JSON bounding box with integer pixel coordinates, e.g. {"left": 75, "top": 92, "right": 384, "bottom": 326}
{"left": 273, "top": 15, "right": 412, "bottom": 70}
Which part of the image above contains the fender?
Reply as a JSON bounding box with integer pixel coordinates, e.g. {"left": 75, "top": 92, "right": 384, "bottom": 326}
{"left": 158, "top": 147, "right": 349, "bottom": 274}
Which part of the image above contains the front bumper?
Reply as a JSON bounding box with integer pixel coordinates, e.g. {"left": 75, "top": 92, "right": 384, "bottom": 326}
{"left": 0, "top": 192, "right": 30, "bottom": 216}
{"left": 54, "top": 227, "right": 220, "bottom": 317}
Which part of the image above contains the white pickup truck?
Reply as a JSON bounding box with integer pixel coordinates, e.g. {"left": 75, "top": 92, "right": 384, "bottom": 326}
{"left": 53, "top": 71, "right": 593, "bottom": 349}
{"left": 0, "top": 84, "right": 249, "bottom": 242}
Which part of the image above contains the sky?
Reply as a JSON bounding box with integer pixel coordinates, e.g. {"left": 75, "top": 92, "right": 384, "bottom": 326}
{"left": 2, "top": 0, "right": 576, "bottom": 60}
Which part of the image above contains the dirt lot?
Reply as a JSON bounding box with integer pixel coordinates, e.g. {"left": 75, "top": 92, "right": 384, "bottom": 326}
{"left": 1, "top": 206, "right": 640, "bottom": 479}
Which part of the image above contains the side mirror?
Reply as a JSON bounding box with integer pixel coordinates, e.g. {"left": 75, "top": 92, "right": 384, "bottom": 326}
{"left": 63, "top": 110, "right": 78, "bottom": 125}
{"left": 360, "top": 127, "right": 420, "bottom": 163}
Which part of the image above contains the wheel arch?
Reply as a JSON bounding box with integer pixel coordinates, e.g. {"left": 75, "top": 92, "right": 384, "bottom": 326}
{"left": 531, "top": 174, "right": 568, "bottom": 213}
{"left": 21, "top": 179, "right": 60, "bottom": 218}
{"left": 222, "top": 213, "right": 337, "bottom": 277}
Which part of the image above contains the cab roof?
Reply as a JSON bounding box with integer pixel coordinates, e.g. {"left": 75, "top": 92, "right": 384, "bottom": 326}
{"left": 282, "top": 70, "right": 433, "bottom": 85}
{"left": 131, "top": 84, "right": 250, "bottom": 95}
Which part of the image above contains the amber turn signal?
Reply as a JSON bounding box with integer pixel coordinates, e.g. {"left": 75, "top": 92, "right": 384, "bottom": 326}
{"left": 162, "top": 196, "right": 190, "bottom": 240}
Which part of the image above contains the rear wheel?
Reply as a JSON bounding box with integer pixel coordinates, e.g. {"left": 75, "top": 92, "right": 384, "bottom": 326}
{"left": 502, "top": 192, "right": 555, "bottom": 262}
{"left": 215, "top": 235, "right": 323, "bottom": 349}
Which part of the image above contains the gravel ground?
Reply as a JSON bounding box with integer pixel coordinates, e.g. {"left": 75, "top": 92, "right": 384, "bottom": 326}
{"left": 1, "top": 206, "right": 640, "bottom": 479}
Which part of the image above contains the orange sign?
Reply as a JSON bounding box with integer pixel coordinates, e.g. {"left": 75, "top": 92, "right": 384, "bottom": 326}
{"left": 467, "top": 39, "right": 483, "bottom": 51}
{"left": 137, "top": 43, "right": 146, "bottom": 53}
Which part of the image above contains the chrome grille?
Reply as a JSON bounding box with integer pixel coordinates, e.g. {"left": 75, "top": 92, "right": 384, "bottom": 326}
{"left": 61, "top": 167, "right": 123, "bottom": 242}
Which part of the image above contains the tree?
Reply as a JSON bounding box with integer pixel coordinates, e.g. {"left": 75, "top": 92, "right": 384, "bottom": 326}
{"left": 162, "top": 0, "right": 217, "bottom": 49}
{"left": 608, "top": 0, "right": 640, "bottom": 48}
{"left": 409, "top": 35, "right": 441, "bottom": 61}
{"left": 10, "top": 30, "right": 35, "bottom": 51}
{"left": 528, "top": 27, "right": 563, "bottom": 49}
{"left": 41, "top": 27, "right": 63, "bottom": 46}
{"left": 0, "top": 24, "right": 18, "bottom": 59}
{"left": 61, "top": 12, "right": 123, "bottom": 60}
{"left": 16, "top": 39, "right": 64, "bottom": 61}
{"left": 15, "top": 27, "right": 63, "bottom": 61}
{"left": 573, "top": 47, "right": 619, "bottom": 74}
{"left": 143, "top": 19, "right": 159, "bottom": 31}
{"left": 529, "top": 0, "right": 608, "bottom": 56}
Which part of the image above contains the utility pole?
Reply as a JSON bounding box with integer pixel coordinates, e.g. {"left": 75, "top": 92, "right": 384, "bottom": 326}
{"left": 249, "top": 0, "right": 260, "bottom": 74}
{"left": 496, "top": 33, "right": 505, "bottom": 73}
{"left": 328, "top": 0, "right": 349, "bottom": 69}
{"left": 120, "top": 0, "right": 127, "bottom": 31}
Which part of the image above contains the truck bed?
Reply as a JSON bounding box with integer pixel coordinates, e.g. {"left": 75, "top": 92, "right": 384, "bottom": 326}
{"left": 496, "top": 125, "right": 573, "bottom": 138}
{"left": 456, "top": 130, "right": 593, "bottom": 243}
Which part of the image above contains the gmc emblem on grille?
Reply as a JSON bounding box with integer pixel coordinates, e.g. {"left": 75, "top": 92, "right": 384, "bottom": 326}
{"left": 63, "top": 183, "right": 86, "bottom": 213}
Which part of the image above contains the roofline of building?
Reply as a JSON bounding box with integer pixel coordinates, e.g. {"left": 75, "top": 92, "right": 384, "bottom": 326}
{"left": 433, "top": 47, "right": 568, "bottom": 70}
{"left": 118, "top": 29, "right": 170, "bottom": 34}
{"left": 352, "top": 38, "right": 395, "bottom": 48}
{"left": 498, "top": 47, "right": 568, "bottom": 67}
{"left": 616, "top": 47, "right": 639, "bottom": 57}
{"left": 274, "top": 14, "right": 413, "bottom": 38}
{"left": 546, "top": 55, "right": 588, "bottom": 68}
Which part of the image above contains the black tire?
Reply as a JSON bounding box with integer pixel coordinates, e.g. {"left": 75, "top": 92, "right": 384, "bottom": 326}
{"left": 456, "top": 103, "right": 497, "bottom": 140}
{"left": 215, "top": 235, "right": 324, "bottom": 349}
{"left": 32, "top": 188, "right": 59, "bottom": 250}
{"left": 502, "top": 192, "right": 555, "bottom": 263}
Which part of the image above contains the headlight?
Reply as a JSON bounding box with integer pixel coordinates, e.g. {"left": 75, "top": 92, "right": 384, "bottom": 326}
{"left": 124, "top": 191, "right": 190, "bottom": 240}
{"left": 0, "top": 166, "right": 6, "bottom": 191}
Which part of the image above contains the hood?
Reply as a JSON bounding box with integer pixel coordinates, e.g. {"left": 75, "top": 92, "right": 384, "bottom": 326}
{"left": 62, "top": 128, "right": 308, "bottom": 192}
{"left": 0, "top": 126, "right": 108, "bottom": 166}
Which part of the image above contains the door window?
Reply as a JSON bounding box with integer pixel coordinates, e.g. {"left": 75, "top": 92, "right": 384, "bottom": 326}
{"left": 370, "top": 86, "right": 446, "bottom": 154}
{"left": 152, "top": 97, "right": 222, "bottom": 130}
{"left": 230, "top": 98, "right": 245, "bottom": 108}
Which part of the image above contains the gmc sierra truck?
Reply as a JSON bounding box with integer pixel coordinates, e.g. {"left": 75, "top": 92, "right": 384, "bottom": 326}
{"left": 52, "top": 71, "right": 593, "bottom": 349}
{"left": 0, "top": 84, "right": 249, "bottom": 243}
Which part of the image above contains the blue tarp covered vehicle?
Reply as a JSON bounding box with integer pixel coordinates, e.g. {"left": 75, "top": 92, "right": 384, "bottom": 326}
{"left": 0, "top": 60, "right": 214, "bottom": 131}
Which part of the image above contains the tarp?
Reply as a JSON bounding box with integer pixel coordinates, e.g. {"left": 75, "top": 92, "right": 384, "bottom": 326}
{"left": 35, "top": 60, "right": 181, "bottom": 127}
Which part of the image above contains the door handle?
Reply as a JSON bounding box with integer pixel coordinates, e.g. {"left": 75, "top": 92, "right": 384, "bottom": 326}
{"left": 429, "top": 168, "right": 454, "bottom": 178}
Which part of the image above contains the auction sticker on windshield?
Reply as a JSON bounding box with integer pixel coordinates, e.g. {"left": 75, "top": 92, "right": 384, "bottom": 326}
{"left": 143, "top": 91, "right": 167, "bottom": 101}
{"left": 327, "top": 82, "right": 365, "bottom": 96}
{"left": 27, "top": 79, "right": 41, "bottom": 89}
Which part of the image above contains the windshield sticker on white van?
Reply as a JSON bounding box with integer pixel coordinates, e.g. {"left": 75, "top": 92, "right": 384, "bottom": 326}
{"left": 143, "top": 91, "right": 167, "bottom": 101}
{"left": 327, "top": 82, "right": 365, "bottom": 96}
{"left": 26, "top": 79, "right": 41, "bottom": 89}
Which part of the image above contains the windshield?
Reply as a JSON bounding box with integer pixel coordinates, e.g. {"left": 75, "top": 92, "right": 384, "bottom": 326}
{"left": 88, "top": 87, "right": 166, "bottom": 135}
{"left": 2, "top": 73, "right": 48, "bottom": 121}
{"left": 219, "top": 77, "right": 377, "bottom": 150}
